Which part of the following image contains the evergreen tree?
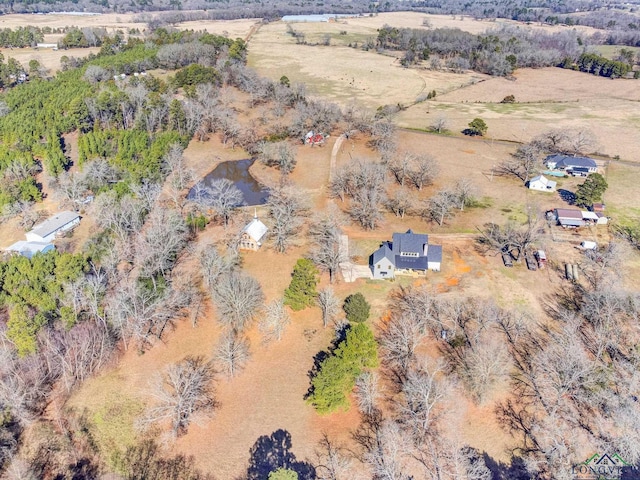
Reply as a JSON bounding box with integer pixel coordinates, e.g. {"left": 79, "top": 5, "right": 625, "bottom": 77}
{"left": 575, "top": 173, "right": 608, "bottom": 207}
{"left": 343, "top": 292, "right": 370, "bottom": 323}
{"left": 269, "top": 469, "right": 298, "bottom": 480}
{"left": 467, "top": 118, "right": 488, "bottom": 136}
{"left": 284, "top": 259, "right": 319, "bottom": 311}
{"left": 307, "top": 323, "right": 378, "bottom": 414}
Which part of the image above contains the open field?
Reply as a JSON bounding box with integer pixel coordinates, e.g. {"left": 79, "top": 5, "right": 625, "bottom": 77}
{"left": 594, "top": 44, "right": 640, "bottom": 59}
{"left": 244, "top": 16, "right": 640, "bottom": 161}
{"left": 396, "top": 67, "right": 640, "bottom": 161}
{"left": 247, "top": 21, "right": 487, "bottom": 109}
{"left": 174, "top": 18, "right": 260, "bottom": 39}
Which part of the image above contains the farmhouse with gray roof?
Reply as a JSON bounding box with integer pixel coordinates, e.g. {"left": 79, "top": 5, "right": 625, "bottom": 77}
{"left": 545, "top": 154, "right": 597, "bottom": 173}
{"left": 370, "top": 229, "right": 442, "bottom": 279}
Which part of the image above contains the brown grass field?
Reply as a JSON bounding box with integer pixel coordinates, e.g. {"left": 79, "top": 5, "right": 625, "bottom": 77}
{"left": 1, "top": 10, "right": 639, "bottom": 477}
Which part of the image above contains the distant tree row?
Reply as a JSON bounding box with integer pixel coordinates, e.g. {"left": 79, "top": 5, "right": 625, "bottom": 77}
{"left": 567, "top": 52, "right": 634, "bottom": 78}
{"left": 375, "top": 23, "right": 584, "bottom": 75}
{"left": 0, "top": 26, "right": 43, "bottom": 48}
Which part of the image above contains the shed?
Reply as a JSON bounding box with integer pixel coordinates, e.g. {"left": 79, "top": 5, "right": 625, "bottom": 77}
{"left": 6, "top": 241, "right": 54, "bottom": 259}
{"left": 554, "top": 208, "right": 585, "bottom": 228}
{"left": 582, "top": 211, "right": 599, "bottom": 222}
{"left": 528, "top": 175, "right": 557, "bottom": 192}
{"left": 26, "top": 211, "right": 81, "bottom": 243}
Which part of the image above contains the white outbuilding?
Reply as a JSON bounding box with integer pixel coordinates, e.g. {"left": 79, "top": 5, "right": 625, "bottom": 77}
{"left": 528, "top": 175, "right": 557, "bottom": 192}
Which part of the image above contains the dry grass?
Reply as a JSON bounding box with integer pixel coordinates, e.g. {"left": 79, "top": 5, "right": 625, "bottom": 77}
{"left": 397, "top": 67, "right": 640, "bottom": 161}
{"left": 174, "top": 18, "right": 260, "bottom": 39}
{"left": 247, "top": 21, "right": 486, "bottom": 110}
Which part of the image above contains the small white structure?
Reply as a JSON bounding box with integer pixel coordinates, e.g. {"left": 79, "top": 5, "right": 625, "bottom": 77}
{"left": 528, "top": 175, "right": 557, "bottom": 192}
{"left": 26, "top": 211, "right": 81, "bottom": 243}
{"left": 239, "top": 213, "right": 268, "bottom": 251}
{"left": 6, "top": 241, "right": 54, "bottom": 259}
{"left": 580, "top": 241, "right": 597, "bottom": 250}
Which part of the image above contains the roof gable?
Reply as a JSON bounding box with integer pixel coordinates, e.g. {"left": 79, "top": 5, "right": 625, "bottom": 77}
{"left": 392, "top": 229, "right": 428, "bottom": 256}
{"left": 242, "top": 218, "right": 268, "bottom": 242}
{"left": 372, "top": 242, "right": 394, "bottom": 265}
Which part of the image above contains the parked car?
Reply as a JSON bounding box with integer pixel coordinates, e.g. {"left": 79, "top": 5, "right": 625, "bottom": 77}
{"left": 526, "top": 254, "right": 538, "bottom": 271}
{"left": 502, "top": 252, "right": 513, "bottom": 267}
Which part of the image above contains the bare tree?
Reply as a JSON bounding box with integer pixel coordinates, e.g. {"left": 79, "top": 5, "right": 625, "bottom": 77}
{"left": 317, "top": 287, "right": 340, "bottom": 328}
{"left": 350, "top": 187, "right": 386, "bottom": 230}
{"left": 453, "top": 178, "right": 477, "bottom": 211}
{"left": 210, "top": 273, "right": 264, "bottom": 332}
{"left": 258, "top": 141, "right": 297, "bottom": 177}
{"left": 134, "top": 207, "right": 189, "bottom": 284}
{"left": 407, "top": 154, "right": 439, "bottom": 190}
{"left": 379, "top": 310, "right": 429, "bottom": 382}
{"left": 430, "top": 116, "right": 448, "bottom": 134}
{"left": 477, "top": 206, "right": 541, "bottom": 261}
{"left": 194, "top": 178, "right": 243, "bottom": 227}
{"left": 141, "top": 356, "right": 216, "bottom": 437}
{"left": 108, "top": 277, "right": 194, "bottom": 351}
{"left": 309, "top": 208, "right": 348, "bottom": 283}
{"left": 55, "top": 171, "right": 88, "bottom": 210}
{"left": 330, "top": 166, "right": 351, "bottom": 202}
{"left": 258, "top": 299, "right": 291, "bottom": 342}
{"left": 388, "top": 152, "right": 412, "bottom": 186}
{"left": 314, "top": 434, "right": 354, "bottom": 480}
{"left": 354, "top": 371, "right": 382, "bottom": 416}
{"left": 199, "top": 243, "right": 239, "bottom": 289}
{"left": 580, "top": 242, "right": 625, "bottom": 290}
{"left": 424, "top": 189, "right": 456, "bottom": 226}
{"left": 387, "top": 187, "right": 412, "bottom": 218}
{"left": 268, "top": 184, "right": 308, "bottom": 253}
{"left": 398, "top": 362, "right": 449, "bottom": 443}
{"left": 369, "top": 119, "right": 398, "bottom": 162}
{"left": 94, "top": 191, "right": 147, "bottom": 243}
{"left": 532, "top": 128, "right": 598, "bottom": 156}
{"left": 363, "top": 419, "right": 412, "bottom": 480}
{"left": 42, "top": 323, "right": 113, "bottom": 393}
{"left": 497, "top": 143, "right": 540, "bottom": 183}
{"left": 214, "top": 330, "right": 250, "bottom": 378}
{"left": 163, "top": 143, "right": 194, "bottom": 210}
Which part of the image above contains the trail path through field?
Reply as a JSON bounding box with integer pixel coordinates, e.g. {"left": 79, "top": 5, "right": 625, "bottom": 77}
{"left": 328, "top": 133, "right": 344, "bottom": 184}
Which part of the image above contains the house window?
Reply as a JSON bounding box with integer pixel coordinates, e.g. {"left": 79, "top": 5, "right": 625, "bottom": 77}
{"left": 377, "top": 265, "right": 380, "bottom": 269}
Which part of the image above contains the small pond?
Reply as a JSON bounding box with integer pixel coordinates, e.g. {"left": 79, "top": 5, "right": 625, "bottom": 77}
{"left": 188, "top": 159, "right": 269, "bottom": 206}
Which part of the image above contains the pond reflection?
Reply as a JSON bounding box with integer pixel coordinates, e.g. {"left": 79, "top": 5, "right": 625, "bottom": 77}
{"left": 187, "top": 159, "right": 269, "bottom": 206}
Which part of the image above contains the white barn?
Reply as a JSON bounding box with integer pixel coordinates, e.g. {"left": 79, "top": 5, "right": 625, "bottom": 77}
{"left": 528, "top": 175, "right": 557, "bottom": 192}
{"left": 26, "top": 211, "right": 81, "bottom": 243}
